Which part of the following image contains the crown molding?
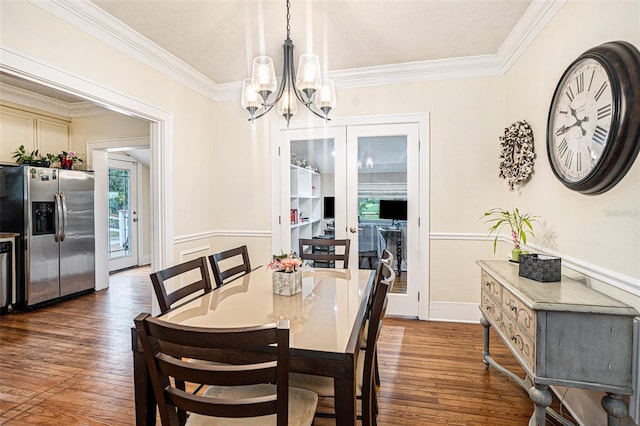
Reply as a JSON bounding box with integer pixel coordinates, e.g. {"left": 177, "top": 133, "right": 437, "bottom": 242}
{"left": 0, "top": 81, "right": 110, "bottom": 117}
{"left": 31, "top": 0, "right": 218, "bottom": 99}
{"left": 497, "top": 0, "right": 567, "bottom": 72}
{"left": 29, "top": 0, "right": 565, "bottom": 104}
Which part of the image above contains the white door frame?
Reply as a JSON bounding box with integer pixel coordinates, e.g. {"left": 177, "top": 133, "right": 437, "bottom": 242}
{"left": 271, "top": 113, "right": 430, "bottom": 320}
{"left": 107, "top": 152, "right": 141, "bottom": 271}
{"left": 1, "top": 48, "right": 174, "bottom": 296}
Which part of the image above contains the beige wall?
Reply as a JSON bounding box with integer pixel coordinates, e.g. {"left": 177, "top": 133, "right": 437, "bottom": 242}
{"left": 503, "top": 0, "right": 640, "bottom": 281}
{"left": 2, "top": 0, "right": 638, "bottom": 311}
{"left": 1, "top": 1, "right": 221, "bottom": 265}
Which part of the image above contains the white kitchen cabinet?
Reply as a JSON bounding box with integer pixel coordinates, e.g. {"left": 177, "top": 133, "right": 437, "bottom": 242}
{"left": 0, "top": 105, "right": 70, "bottom": 163}
{"left": 0, "top": 106, "right": 35, "bottom": 163}
{"left": 36, "top": 117, "right": 70, "bottom": 155}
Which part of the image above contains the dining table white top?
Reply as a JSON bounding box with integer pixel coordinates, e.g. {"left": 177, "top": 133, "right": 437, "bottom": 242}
{"left": 158, "top": 266, "right": 374, "bottom": 355}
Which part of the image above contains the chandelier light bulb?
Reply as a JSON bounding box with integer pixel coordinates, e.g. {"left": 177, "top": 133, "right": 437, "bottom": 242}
{"left": 241, "top": 78, "right": 260, "bottom": 119}
{"left": 296, "top": 53, "right": 321, "bottom": 98}
{"left": 314, "top": 79, "right": 336, "bottom": 119}
{"left": 277, "top": 89, "right": 298, "bottom": 126}
{"left": 251, "top": 56, "right": 277, "bottom": 102}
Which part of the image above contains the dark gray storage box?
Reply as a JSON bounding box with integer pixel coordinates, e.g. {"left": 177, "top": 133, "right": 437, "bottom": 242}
{"left": 518, "top": 254, "right": 561, "bottom": 282}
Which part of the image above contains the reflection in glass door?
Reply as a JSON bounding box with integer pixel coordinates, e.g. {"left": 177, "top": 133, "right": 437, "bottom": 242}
{"left": 108, "top": 156, "right": 138, "bottom": 271}
{"left": 347, "top": 123, "right": 419, "bottom": 317}
{"left": 273, "top": 119, "right": 423, "bottom": 318}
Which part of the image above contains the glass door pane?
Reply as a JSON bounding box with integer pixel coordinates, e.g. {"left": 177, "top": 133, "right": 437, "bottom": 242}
{"left": 275, "top": 127, "right": 347, "bottom": 256}
{"left": 347, "top": 123, "right": 419, "bottom": 317}
{"left": 108, "top": 167, "right": 130, "bottom": 260}
{"left": 108, "top": 156, "right": 138, "bottom": 271}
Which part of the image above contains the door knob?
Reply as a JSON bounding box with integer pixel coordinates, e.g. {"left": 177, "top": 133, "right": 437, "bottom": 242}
{"left": 349, "top": 227, "right": 357, "bottom": 233}
{"left": 133, "top": 218, "right": 138, "bottom": 222}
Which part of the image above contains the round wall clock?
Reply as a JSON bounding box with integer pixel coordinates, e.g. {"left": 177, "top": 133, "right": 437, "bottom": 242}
{"left": 546, "top": 41, "right": 640, "bottom": 194}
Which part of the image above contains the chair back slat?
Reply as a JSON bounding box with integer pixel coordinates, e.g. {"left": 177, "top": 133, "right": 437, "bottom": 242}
{"left": 208, "top": 245, "right": 252, "bottom": 288}
{"left": 298, "top": 238, "right": 351, "bottom": 269}
{"left": 150, "top": 257, "right": 213, "bottom": 314}
{"left": 135, "top": 313, "right": 292, "bottom": 425}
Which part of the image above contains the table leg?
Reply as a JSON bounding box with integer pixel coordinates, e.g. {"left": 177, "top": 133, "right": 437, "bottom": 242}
{"left": 528, "top": 384, "right": 552, "bottom": 426}
{"left": 602, "top": 393, "right": 628, "bottom": 426}
{"left": 480, "top": 315, "right": 490, "bottom": 369}
{"left": 132, "top": 327, "right": 156, "bottom": 426}
{"left": 334, "top": 377, "right": 356, "bottom": 426}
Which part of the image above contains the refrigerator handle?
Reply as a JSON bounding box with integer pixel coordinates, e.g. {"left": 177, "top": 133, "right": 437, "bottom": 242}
{"left": 60, "top": 192, "right": 68, "bottom": 242}
{"left": 54, "top": 192, "right": 61, "bottom": 242}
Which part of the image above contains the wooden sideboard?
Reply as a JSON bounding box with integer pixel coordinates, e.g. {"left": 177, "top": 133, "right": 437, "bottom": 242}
{"left": 477, "top": 260, "right": 638, "bottom": 426}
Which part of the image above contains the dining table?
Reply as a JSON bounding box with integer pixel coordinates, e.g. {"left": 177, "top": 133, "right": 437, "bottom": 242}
{"left": 131, "top": 266, "right": 375, "bottom": 426}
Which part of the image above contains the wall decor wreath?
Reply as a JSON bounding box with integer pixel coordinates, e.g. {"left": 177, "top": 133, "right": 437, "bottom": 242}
{"left": 498, "top": 120, "right": 535, "bottom": 190}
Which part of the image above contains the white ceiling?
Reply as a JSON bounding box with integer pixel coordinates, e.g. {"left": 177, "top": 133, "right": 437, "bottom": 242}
{"left": 90, "top": 0, "right": 534, "bottom": 85}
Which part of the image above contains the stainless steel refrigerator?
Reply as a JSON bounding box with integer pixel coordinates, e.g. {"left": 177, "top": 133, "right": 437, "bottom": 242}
{"left": 0, "top": 166, "right": 95, "bottom": 307}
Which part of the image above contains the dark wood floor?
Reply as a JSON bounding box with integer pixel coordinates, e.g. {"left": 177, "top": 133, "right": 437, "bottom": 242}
{"left": 0, "top": 266, "right": 574, "bottom": 425}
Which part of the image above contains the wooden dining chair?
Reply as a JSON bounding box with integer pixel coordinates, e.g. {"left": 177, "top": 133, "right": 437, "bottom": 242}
{"left": 298, "top": 238, "right": 351, "bottom": 269}
{"left": 150, "top": 256, "right": 213, "bottom": 314}
{"left": 288, "top": 262, "right": 396, "bottom": 425}
{"left": 208, "top": 245, "right": 252, "bottom": 288}
{"left": 134, "top": 314, "right": 318, "bottom": 426}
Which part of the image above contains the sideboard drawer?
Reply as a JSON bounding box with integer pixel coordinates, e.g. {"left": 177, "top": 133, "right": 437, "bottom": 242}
{"left": 502, "top": 286, "right": 536, "bottom": 338}
{"left": 481, "top": 271, "right": 502, "bottom": 302}
{"left": 502, "top": 314, "right": 535, "bottom": 371}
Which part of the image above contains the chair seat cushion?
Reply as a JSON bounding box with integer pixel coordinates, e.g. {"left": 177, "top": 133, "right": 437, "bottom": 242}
{"left": 288, "top": 350, "right": 365, "bottom": 398}
{"left": 185, "top": 383, "right": 318, "bottom": 426}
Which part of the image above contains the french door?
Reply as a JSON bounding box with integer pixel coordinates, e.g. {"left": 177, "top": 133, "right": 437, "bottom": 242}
{"left": 272, "top": 118, "right": 424, "bottom": 317}
{"left": 108, "top": 155, "right": 139, "bottom": 271}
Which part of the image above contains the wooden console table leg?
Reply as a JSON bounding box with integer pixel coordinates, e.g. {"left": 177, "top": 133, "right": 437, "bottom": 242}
{"left": 480, "top": 315, "right": 490, "bottom": 369}
{"left": 528, "top": 384, "right": 552, "bottom": 426}
{"left": 601, "top": 393, "right": 628, "bottom": 426}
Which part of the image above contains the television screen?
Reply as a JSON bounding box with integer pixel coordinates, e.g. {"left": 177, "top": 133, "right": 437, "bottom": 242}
{"left": 323, "top": 196, "right": 335, "bottom": 219}
{"left": 379, "top": 199, "right": 407, "bottom": 220}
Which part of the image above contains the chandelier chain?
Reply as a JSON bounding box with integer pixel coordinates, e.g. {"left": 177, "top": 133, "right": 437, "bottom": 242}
{"left": 286, "top": 0, "right": 291, "bottom": 40}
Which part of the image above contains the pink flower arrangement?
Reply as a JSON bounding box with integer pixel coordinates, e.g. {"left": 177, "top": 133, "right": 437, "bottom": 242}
{"left": 267, "top": 251, "right": 302, "bottom": 273}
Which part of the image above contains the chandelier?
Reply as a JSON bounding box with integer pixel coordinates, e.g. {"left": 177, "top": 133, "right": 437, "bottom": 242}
{"left": 241, "top": 0, "right": 336, "bottom": 126}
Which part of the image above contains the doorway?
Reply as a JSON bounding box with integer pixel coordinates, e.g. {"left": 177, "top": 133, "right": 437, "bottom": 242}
{"left": 271, "top": 114, "right": 429, "bottom": 318}
{"left": 108, "top": 154, "right": 139, "bottom": 271}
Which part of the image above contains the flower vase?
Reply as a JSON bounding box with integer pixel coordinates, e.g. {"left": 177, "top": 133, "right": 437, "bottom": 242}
{"left": 272, "top": 270, "right": 302, "bottom": 296}
{"left": 61, "top": 158, "right": 73, "bottom": 170}
{"left": 511, "top": 248, "right": 522, "bottom": 262}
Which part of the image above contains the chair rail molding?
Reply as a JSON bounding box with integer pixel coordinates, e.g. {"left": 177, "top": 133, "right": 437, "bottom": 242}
{"left": 173, "top": 229, "right": 272, "bottom": 245}
{"left": 430, "top": 231, "right": 640, "bottom": 297}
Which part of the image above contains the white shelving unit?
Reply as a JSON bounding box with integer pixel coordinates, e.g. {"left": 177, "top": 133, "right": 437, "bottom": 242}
{"left": 290, "top": 165, "right": 321, "bottom": 253}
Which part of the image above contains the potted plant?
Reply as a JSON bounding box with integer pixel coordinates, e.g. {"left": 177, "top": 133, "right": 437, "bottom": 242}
{"left": 12, "top": 145, "right": 50, "bottom": 167}
{"left": 482, "top": 207, "right": 537, "bottom": 262}
{"left": 57, "top": 151, "right": 83, "bottom": 170}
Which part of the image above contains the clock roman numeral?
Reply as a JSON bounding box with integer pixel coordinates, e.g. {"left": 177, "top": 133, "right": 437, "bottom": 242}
{"left": 595, "top": 81, "right": 608, "bottom": 102}
{"left": 555, "top": 126, "right": 567, "bottom": 136}
{"left": 588, "top": 70, "right": 595, "bottom": 91}
{"left": 566, "top": 87, "right": 575, "bottom": 102}
{"left": 576, "top": 152, "right": 582, "bottom": 172}
{"left": 564, "top": 149, "right": 574, "bottom": 169}
{"left": 558, "top": 110, "right": 568, "bottom": 115}
{"left": 593, "top": 125, "right": 608, "bottom": 145}
{"left": 576, "top": 72, "right": 584, "bottom": 93}
{"left": 558, "top": 138, "right": 568, "bottom": 158}
{"left": 597, "top": 104, "right": 611, "bottom": 120}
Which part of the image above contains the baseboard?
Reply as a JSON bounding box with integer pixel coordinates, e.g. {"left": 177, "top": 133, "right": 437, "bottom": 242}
{"left": 139, "top": 254, "right": 151, "bottom": 265}
{"left": 428, "top": 301, "right": 480, "bottom": 323}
